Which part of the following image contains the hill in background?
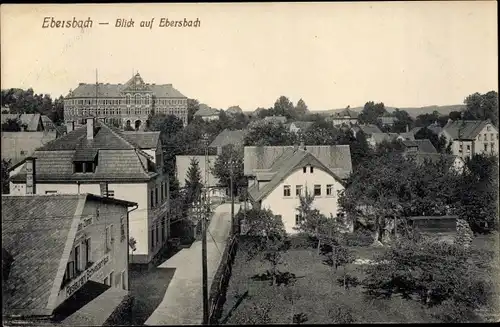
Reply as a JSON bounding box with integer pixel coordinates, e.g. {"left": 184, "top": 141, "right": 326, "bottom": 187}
{"left": 310, "top": 104, "right": 466, "bottom": 118}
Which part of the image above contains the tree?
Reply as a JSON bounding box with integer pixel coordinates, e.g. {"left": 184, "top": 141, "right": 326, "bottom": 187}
{"left": 295, "top": 99, "right": 309, "bottom": 117}
{"left": 390, "top": 109, "right": 415, "bottom": 133}
{"left": 1, "top": 118, "right": 23, "bottom": 132}
{"left": 273, "top": 96, "right": 295, "bottom": 118}
{"left": 463, "top": 91, "right": 498, "bottom": 126}
{"left": 415, "top": 112, "right": 441, "bottom": 128}
{"left": 363, "top": 238, "right": 492, "bottom": 322}
{"left": 414, "top": 127, "right": 449, "bottom": 153}
{"left": 187, "top": 98, "right": 200, "bottom": 124}
{"left": 244, "top": 120, "right": 297, "bottom": 146}
{"left": 2, "top": 159, "right": 11, "bottom": 194}
{"left": 226, "top": 105, "right": 243, "bottom": 115}
{"left": 211, "top": 144, "right": 245, "bottom": 196}
{"left": 184, "top": 157, "right": 203, "bottom": 206}
{"left": 358, "top": 101, "right": 387, "bottom": 125}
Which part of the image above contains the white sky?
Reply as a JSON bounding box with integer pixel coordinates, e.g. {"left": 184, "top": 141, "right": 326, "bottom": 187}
{"left": 1, "top": 2, "right": 497, "bottom": 111}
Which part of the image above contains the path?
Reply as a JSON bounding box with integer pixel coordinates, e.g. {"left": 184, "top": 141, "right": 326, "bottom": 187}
{"left": 144, "top": 203, "right": 240, "bottom": 325}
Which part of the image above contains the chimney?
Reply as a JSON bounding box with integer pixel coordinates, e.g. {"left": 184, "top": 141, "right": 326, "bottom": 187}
{"left": 65, "top": 121, "right": 74, "bottom": 133}
{"left": 86, "top": 117, "right": 95, "bottom": 140}
{"left": 25, "top": 157, "right": 36, "bottom": 195}
{"left": 406, "top": 124, "right": 409, "bottom": 133}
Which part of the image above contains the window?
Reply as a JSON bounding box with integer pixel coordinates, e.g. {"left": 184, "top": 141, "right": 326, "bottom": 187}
{"left": 491, "top": 143, "right": 495, "bottom": 153}
{"left": 151, "top": 229, "right": 155, "bottom": 250}
{"left": 105, "top": 225, "right": 111, "bottom": 252}
{"left": 85, "top": 238, "right": 92, "bottom": 267}
{"left": 283, "top": 185, "right": 291, "bottom": 197}
{"left": 303, "top": 167, "right": 306, "bottom": 173}
{"left": 155, "top": 187, "right": 158, "bottom": 206}
{"left": 314, "top": 185, "right": 321, "bottom": 196}
{"left": 326, "top": 184, "right": 333, "bottom": 196}
{"left": 296, "top": 185, "right": 303, "bottom": 196}
{"left": 135, "top": 94, "right": 141, "bottom": 105}
{"left": 487, "top": 126, "right": 491, "bottom": 131}
{"left": 466, "top": 145, "right": 471, "bottom": 151}
{"left": 484, "top": 143, "right": 488, "bottom": 152}
{"left": 65, "top": 261, "right": 75, "bottom": 281}
{"left": 45, "top": 190, "right": 57, "bottom": 194}
{"left": 310, "top": 166, "right": 314, "bottom": 173}
{"left": 109, "top": 272, "right": 114, "bottom": 287}
{"left": 121, "top": 271, "right": 126, "bottom": 290}
{"left": 74, "top": 245, "right": 80, "bottom": 272}
{"left": 74, "top": 162, "right": 84, "bottom": 173}
{"left": 491, "top": 134, "right": 494, "bottom": 141}
{"left": 161, "top": 183, "right": 164, "bottom": 200}
{"left": 120, "top": 218, "right": 126, "bottom": 242}
{"left": 20, "top": 150, "right": 26, "bottom": 155}
{"left": 161, "top": 218, "right": 166, "bottom": 242}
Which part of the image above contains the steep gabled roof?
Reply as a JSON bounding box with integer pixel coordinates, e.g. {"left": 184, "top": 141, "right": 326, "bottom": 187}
{"left": 122, "top": 131, "right": 160, "bottom": 149}
{"left": 357, "top": 124, "right": 382, "bottom": 135}
{"left": 248, "top": 149, "right": 346, "bottom": 202}
{"left": 194, "top": 104, "right": 220, "bottom": 117}
{"left": 331, "top": 108, "right": 359, "bottom": 119}
{"left": 244, "top": 145, "right": 352, "bottom": 179}
{"left": 209, "top": 129, "right": 247, "bottom": 148}
{"left": 442, "top": 120, "right": 494, "bottom": 140}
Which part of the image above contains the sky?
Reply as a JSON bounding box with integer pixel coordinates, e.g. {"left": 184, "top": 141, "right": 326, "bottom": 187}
{"left": 1, "top": 2, "right": 497, "bottom": 111}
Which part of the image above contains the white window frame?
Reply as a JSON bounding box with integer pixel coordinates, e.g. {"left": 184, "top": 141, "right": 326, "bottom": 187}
{"left": 283, "top": 185, "right": 291, "bottom": 197}
{"left": 314, "top": 184, "right": 321, "bottom": 196}
{"left": 326, "top": 184, "right": 333, "bottom": 196}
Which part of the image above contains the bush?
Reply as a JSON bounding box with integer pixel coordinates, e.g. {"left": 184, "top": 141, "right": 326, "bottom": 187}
{"left": 287, "top": 233, "right": 316, "bottom": 249}
{"left": 328, "top": 305, "right": 355, "bottom": 324}
{"left": 343, "top": 228, "right": 374, "bottom": 246}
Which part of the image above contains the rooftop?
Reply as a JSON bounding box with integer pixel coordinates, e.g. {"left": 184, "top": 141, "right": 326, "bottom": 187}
{"left": 194, "top": 104, "right": 220, "bottom": 117}
{"left": 442, "top": 120, "right": 495, "bottom": 140}
{"left": 1, "top": 113, "right": 43, "bottom": 131}
{"left": 209, "top": 129, "right": 247, "bottom": 148}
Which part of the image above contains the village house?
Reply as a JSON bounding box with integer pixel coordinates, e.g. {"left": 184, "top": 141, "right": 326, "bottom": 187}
{"left": 367, "top": 132, "right": 415, "bottom": 148}
{"left": 8, "top": 117, "right": 169, "bottom": 265}
{"left": 2, "top": 193, "right": 136, "bottom": 326}
{"left": 378, "top": 115, "right": 398, "bottom": 127}
{"left": 440, "top": 119, "right": 499, "bottom": 160}
{"left": 194, "top": 104, "right": 220, "bottom": 122}
{"left": 410, "top": 121, "right": 443, "bottom": 137}
{"left": 244, "top": 144, "right": 353, "bottom": 234}
{"left": 209, "top": 128, "right": 247, "bottom": 155}
{"left": 401, "top": 139, "right": 438, "bottom": 153}
{"left": 287, "top": 121, "right": 314, "bottom": 134}
{"left": 263, "top": 115, "right": 287, "bottom": 124}
{"left": 351, "top": 124, "right": 382, "bottom": 139}
{"left": 327, "top": 108, "right": 359, "bottom": 126}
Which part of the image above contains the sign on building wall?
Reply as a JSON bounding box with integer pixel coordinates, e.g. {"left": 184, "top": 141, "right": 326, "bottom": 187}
{"left": 63, "top": 255, "right": 110, "bottom": 299}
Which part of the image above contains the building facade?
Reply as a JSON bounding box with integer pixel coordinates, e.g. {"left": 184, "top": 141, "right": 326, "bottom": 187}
{"left": 63, "top": 73, "right": 188, "bottom": 130}
{"left": 9, "top": 118, "right": 170, "bottom": 265}
{"left": 327, "top": 108, "right": 359, "bottom": 126}
{"left": 440, "top": 120, "right": 499, "bottom": 160}
{"left": 244, "top": 144, "right": 353, "bottom": 234}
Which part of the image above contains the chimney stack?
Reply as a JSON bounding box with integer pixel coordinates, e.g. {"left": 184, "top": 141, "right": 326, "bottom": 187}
{"left": 86, "top": 117, "right": 94, "bottom": 140}
{"left": 65, "top": 121, "right": 74, "bottom": 133}
{"left": 25, "top": 157, "right": 36, "bottom": 195}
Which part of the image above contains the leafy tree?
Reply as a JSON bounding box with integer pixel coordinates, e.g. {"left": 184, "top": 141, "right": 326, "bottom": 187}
{"left": 272, "top": 96, "right": 295, "bottom": 118}
{"left": 336, "top": 129, "right": 372, "bottom": 169}
{"left": 328, "top": 305, "right": 355, "bottom": 324}
{"left": 363, "top": 238, "right": 492, "bottom": 322}
{"left": 415, "top": 112, "right": 441, "bottom": 127}
{"left": 1, "top": 118, "right": 23, "bottom": 132}
{"left": 184, "top": 157, "right": 203, "bottom": 206}
{"left": 187, "top": 98, "right": 200, "bottom": 123}
{"left": 295, "top": 98, "right": 309, "bottom": 117}
{"left": 390, "top": 108, "right": 415, "bottom": 133}
{"left": 358, "top": 101, "right": 387, "bottom": 125}
{"left": 244, "top": 120, "right": 297, "bottom": 146}
{"left": 463, "top": 91, "right": 498, "bottom": 126}
{"left": 448, "top": 111, "right": 462, "bottom": 121}
{"left": 1, "top": 159, "right": 11, "bottom": 194}
{"left": 211, "top": 144, "right": 245, "bottom": 196}
{"left": 226, "top": 105, "right": 243, "bottom": 115}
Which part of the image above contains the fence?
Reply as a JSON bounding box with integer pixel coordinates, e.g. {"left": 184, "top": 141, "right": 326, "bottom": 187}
{"left": 208, "top": 235, "right": 239, "bottom": 325}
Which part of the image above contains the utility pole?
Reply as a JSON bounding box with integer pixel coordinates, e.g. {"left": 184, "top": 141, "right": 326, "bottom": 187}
{"left": 230, "top": 155, "right": 235, "bottom": 236}
{"left": 201, "top": 134, "right": 209, "bottom": 325}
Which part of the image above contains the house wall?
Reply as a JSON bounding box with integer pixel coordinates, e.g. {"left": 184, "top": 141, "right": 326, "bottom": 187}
{"left": 54, "top": 199, "right": 129, "bottom": 307}
{"left": 331, "top": 118, "right": 358, "bottom": 126}
{"left": 474, "top": 124, "right": 499, "bottom": 157}
{"left": 201, "top": 115, "right": 219, "bottom": 122}
{"left": 260, "top": 165, "right": 345, "bottom": 234}
{"left": 145, "top": 176, "right": 170, "bottom": 262}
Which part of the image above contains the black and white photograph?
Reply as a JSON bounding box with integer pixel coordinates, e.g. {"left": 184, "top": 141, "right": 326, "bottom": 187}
{"left": 1, "top": 2, "right": 498, "bottom": 325}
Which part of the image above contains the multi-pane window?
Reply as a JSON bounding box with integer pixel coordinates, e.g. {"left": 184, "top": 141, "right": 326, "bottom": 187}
{"left": 326, "top": 184, "right": 333, "bottom": 196}
{"left": 283, "top": 185, "right": 291, "bottom": 197}
{"left": 314, "top": 185, "right": 321, "bottom": 196}
{"left": 296, "top": 185, "right": 303, "bottom": 196}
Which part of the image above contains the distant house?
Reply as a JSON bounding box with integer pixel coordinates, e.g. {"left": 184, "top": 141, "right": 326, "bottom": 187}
{"left": 263, "top": 115, "right": 287, "bottom": 124}
{"left": 401, "top": 139, "right": 438, "bottom": 153}
{"left": 411, "top": 122, "right": 443, "bottom": 137}
{"left": 175, "top": 155, "right": 226, "bottom": 199}
{"left": 378, "top": 116, "right": 398, "bottom": 127}
{"left": 368, "top": 132, "right": 415, "bottom": 148}
{"left": 1, "top": 113, "right": 45, "bottom": 131}
{"left": 404, "top": 152, "right": 466, "bottom": 174}
{"left": 1, "top": 131, "right": 58, "bottom": 168}
{"left": 209, "top": 128, "right": 247, "bottom": 155}
{"left": 440, "top": 119, "right": 499, "bottom": 160}
{"left": 194, "top": 104, "right": 220, "bottom": 122}
{"left": 244, "top": 144, "right": 353, "bottom": 234}
{"left": 2, "top": 193, "right": 136, "bottom": 325}
{"left": 327, "top": 108, "right": 359, "bottom": 126}
{"left": 351, "top": 124, "right": 382, "bottom": 138}
{"left": 288, "top": 121, "right": 313, "bottom": 134}
{"left": 8, "top": 118, "right": 169, "bottom": 265}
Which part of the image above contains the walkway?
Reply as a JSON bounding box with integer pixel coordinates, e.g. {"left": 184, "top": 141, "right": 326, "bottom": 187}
{"left": 144, "top": 203, "right": 240, "bottom": 325}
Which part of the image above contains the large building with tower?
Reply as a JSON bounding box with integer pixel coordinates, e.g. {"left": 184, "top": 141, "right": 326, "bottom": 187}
{"left": 63, "top": 72, "right": 188, "bottom": 130}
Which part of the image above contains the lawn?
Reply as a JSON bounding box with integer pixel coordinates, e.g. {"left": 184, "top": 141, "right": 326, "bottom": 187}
{"left": 220, "top": 233, "right": 499, "bottom": 324}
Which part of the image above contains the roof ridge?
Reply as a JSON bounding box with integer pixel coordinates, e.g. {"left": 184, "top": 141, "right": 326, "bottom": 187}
{"left": 98, "top": 121, "right": 136, "bottom": 149}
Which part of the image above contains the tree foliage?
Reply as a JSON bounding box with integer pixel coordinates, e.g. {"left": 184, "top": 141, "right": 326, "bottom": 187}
{"left": 244, "top": 120, "right": 297, "bottom": 146}
{"left": 358, "top": 101, "right": 388, "bottom": 125}
{"left": 390, "top": 108, "right": 415, "bottom": 133}
{"left": 211, "top": 144, "right": 246, "bottom": 195}
{"left": 1, "top": 159, "right": 11, "bottom": 194}
{"left": 463, "top": 91, "right": 498, "bottom": 127}
{"left": 1, "top": 118, "right": 24, "bottom": 132}
{"left": 184, "top": 157, "right": 203, "bottom": 206}
{"left": 1, "top": 88, "right": 64, "bottom": 124}
{"left": 414, "top": 127, "right": 450, "bottom": 153}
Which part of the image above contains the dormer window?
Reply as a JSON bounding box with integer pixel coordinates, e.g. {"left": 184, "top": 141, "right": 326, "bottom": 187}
{"left": 74, "top": 161, "right": 97, "bottom": 173}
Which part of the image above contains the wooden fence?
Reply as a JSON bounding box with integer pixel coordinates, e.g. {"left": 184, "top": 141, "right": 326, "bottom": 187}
{"left": 208, "top": 235, "right": 239, "bottom": 325}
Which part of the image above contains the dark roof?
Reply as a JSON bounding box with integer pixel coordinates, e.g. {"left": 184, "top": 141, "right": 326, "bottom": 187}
{"left": 209, "top": 129, "right": 247, "bottom": 148}
{"left": 331, "top": 108, "right": 359, "bottom": 119}
{"left": 1, "top": 194, "right": 136, "bottom": 318}
{"left": 370, "top": 132, "right": 415, "bottom": 144}
{"left": 356, "top": 124, "right": 382, "bottom": 135}
{"left": 402, "top": 139, "right": 438, "bottom": 153}
{"left": 244, "top": 145, "right": 352, "bottom": 179}
{"left": 67, "top": 73, "right": 186, "bottom": 99}
{"left": 411, "top": 124, "right": 443, "bottom": 136}
{"left": 442, "top": 120, "right": 495, "bottom": 140}
{"left": 1, "top": 195, "right": 83, "bottom": 316}
{"left": 122, "top": 131, "right": 160, "bottom": 149}
{"left": 10, "top": 120, "right": 157, "bottom": 182}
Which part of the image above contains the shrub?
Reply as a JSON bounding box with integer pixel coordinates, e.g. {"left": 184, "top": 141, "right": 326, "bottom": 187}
{"left": 328, "top": 305, "right": 355, "bottom": 324}
{"left": 343, "top": 228, "right": 374, "bottom": 246}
